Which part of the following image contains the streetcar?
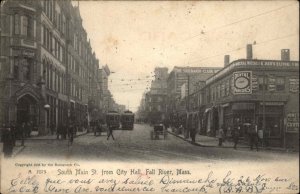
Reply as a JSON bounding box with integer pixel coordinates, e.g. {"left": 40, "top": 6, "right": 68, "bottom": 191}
{"left": 120, "top": 110, "right": 135, "bottom": 130}
{"left": 106, "top": 111, "right": 120, "bottom": 130}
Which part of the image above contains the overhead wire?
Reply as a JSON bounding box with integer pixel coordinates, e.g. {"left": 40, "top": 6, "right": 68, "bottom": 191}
{"left": 187, "top": 33, "right": 298, "bottom": 65}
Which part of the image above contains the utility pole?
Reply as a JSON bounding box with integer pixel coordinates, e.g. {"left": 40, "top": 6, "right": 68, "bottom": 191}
{"left": 262, "top": 70, "right": 266, "bottom": 147}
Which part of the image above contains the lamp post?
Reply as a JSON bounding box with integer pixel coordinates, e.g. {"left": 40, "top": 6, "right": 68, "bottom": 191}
{"left": 7, "top": 73, "right": 14, "bottom": 125}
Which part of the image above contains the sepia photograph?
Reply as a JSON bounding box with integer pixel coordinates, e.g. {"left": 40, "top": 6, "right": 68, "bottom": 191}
{"left": 0, "top": 0, "right": 299, "bottom": 193}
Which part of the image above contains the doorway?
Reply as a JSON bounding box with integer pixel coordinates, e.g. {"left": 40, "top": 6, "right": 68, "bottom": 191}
{"left": 17, "top": 94, "right": 38, "bottom": 129}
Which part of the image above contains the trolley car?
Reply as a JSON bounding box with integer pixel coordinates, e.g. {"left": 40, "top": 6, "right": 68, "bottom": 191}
{"left": 121, "top": 110, "right": 135, "bottom": 130}
{"left": 106, "top": 111, "right": 120, "bottom": 130}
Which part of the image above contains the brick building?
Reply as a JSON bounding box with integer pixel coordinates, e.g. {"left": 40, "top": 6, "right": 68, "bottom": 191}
{"left": 198, "top": 46, "right": 299, "bottom": 149}
{"left": 0, "top": 0, "right": 106, "bottom": 134}
{"left": 166, "top": 66, "right": 221, "bottom": 133}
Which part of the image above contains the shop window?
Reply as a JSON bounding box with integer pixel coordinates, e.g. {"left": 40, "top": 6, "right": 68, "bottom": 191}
{"left": 276, "top": 77, "right": 285, "bottom": 91}
{"left": 258, "top": 117, "right": 281, "bottom": 138}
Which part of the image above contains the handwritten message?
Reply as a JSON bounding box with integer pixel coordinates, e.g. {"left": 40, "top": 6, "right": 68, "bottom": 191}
{"left": 3, "top": 162, "right": 299, "bottom": 194}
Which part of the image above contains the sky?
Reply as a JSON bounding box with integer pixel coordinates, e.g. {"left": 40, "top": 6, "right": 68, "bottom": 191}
{"left": 76, "top": 0, "right": 299, "bottom": 112}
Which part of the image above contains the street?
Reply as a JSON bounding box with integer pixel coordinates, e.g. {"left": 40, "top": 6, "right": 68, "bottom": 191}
{"left": 16, "top": 124, "right": 298, "bottom": 162}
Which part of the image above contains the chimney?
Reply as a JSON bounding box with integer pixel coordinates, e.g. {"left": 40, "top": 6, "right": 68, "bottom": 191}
{"left": 246, "top": 44, "right": 253, "bottom": 59}
{"left": 281, "top": 49, "right": 290, "bottom": 61}
{"left": 224, "top": 55, "right": 230, "bottom": 66}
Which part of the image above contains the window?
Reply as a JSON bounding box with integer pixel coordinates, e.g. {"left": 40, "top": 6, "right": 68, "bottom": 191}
{"left": 220, "top": 83, "right": 224, "bottom": 97}
{"left": 62, "top": 15, "right": 66, "bottom": 34}
{"left": 58, "top": 43, "right": 61, "bottom": 61}
{"left": 158, "top": 105, "right": 161, "bottom": 111}
{"left": 14, "top": 58, "right": 19, "bottom": 79}
{"left": 258, "top": 77, "right": 268, "bottom": 91}
{"left": 276, "top": 77, "right": 285, "bottom": 91}
{"left": 225, "top": 80, "right": 229, "bottom": 96}
{"left": 22, "top": 16, "right": 33, "bottom": 38}
{"left": 14, "top": 14, "right": 20, "bottom": 34}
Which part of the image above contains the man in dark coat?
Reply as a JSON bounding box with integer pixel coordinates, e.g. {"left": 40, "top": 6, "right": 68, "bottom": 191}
{"left": 10, "top": 122, "right": 17, "bottom": 146}
{"left": 107, "top": 124, "right": 115, "bottom": 140}
{"left": 249, "top": 122, "right": 259, "bottom": 151}
{"left": 68, "top": 124, "right": 74, "bottom": 145}
{"left": 57, "top": 124, "right": 62, "bottom": 139}
{"left": 62, "top": 124, "right": 67, "bottom": 139}
{"left": 232, "top": 119, "right": 241, "bottom": 150}
{"left": 2, "top": 125, "right": 14, "bottom": 157}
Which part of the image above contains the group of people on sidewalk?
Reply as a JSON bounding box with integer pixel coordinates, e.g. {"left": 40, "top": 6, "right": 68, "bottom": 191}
{"left": 170, "top": 117, "right": 260, "bottom": 151}
{"left": 217, "top": 119, "right": 259, "bottom": 151}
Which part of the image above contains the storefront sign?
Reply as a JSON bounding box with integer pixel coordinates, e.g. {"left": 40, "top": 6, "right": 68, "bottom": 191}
{"left": 233, "top": 71, "right": 252, "bottom": 94}
{"left": 286, "top": 112, "right": 299, "bottom": 133}
{"left": 268, "top": 76, "right": 276, "bottom": 92}
{"left": 259, "top": 102, "right": 284, "bottom": 106}
{"left": 206, "top": 60, "right": 299, "bottom": 85}
{"left": 174, "top": 67, "right": 220, "bottom": 74}
{"left": 252, "top": 75, "right": 258, "bottom": 91}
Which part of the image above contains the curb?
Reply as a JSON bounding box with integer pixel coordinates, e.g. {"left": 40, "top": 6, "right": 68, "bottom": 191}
{"left": 168, "top": 130, "right": 256, "bottom": 149}
{"left": 12, "top": 146, "right": 25, "bottom": 157}
{"left": 167, "top": 131, "right": 297, "bottom": 152}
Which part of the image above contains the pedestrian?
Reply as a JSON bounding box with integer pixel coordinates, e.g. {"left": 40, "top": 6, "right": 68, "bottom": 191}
{"left": 107, "top": 125, "right": 115, "bottom": 140}
{"left": 62, "top": 124, "right": 67, "bottom": 139}
{"left": 223, "top": 124, "right": 228, "bottom": 141}
{"left": 2, "top": 124, "right": 14, "bottom": 157}
{"left": 190, "top": 127, "right": 196, "bottom": 144}
{"left": 217, "top": 124, "right": 225, "bottom": 147}
{"left": 25, "top": 122, "right": 31, "bottom": 137}
{"left": 94, "top": 121, "right": 98, "bottom": 136}
{"left": 10, "top": 122, "right": 17, "bottom": 147}
{"left": 20, "top": 122, "right": 25, "bottom": 146}
{"left": 68, "top": 124, "right": 74, "bottom": 145}
{"left": 190, "top": 117, "right": 196, "bottom": 144}
{"left": 249, "top": 122, "right": 259, "bottom": 151}
{"left": 57, "top": 124, "right": 62, "bottom": 139}
{"left": 232, "top": 119, "right": 241, "bottom": 150}
{"left": 50, "top": 122, "right": 55, "bottom": 135}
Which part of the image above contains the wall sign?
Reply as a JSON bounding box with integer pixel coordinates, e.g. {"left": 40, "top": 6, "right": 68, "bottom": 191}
{"left": 233, "top": 71, "right": 252, "bottom": 94}
{"left": 286, "top": 113, "right": 299, "bottom": 133}
{"left": 289, "top": 78, "right": 299, "bottom": 93}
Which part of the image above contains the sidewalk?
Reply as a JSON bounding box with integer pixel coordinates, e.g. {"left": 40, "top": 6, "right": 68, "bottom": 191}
{"left": 0, "top": 142, "right": 25, "bottom": 158}
{"left": 28, "top": 129, "right": 88, "bottom": 140}
{"left": 167, "top": 128, "right": 295, "bottom": 152}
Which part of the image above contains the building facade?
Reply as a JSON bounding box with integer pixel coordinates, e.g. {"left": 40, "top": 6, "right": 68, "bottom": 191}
{"left": 199, "top": 49, "right": 299, "bottom": 149}
{"left": 166, "top": 66, "right": 221, "bottom": 131}
{"left": 143, "top": 67, "right": 168, "bottom": 123}
{"left": 0, "top": 0, "right": 107, "bottom": 134}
